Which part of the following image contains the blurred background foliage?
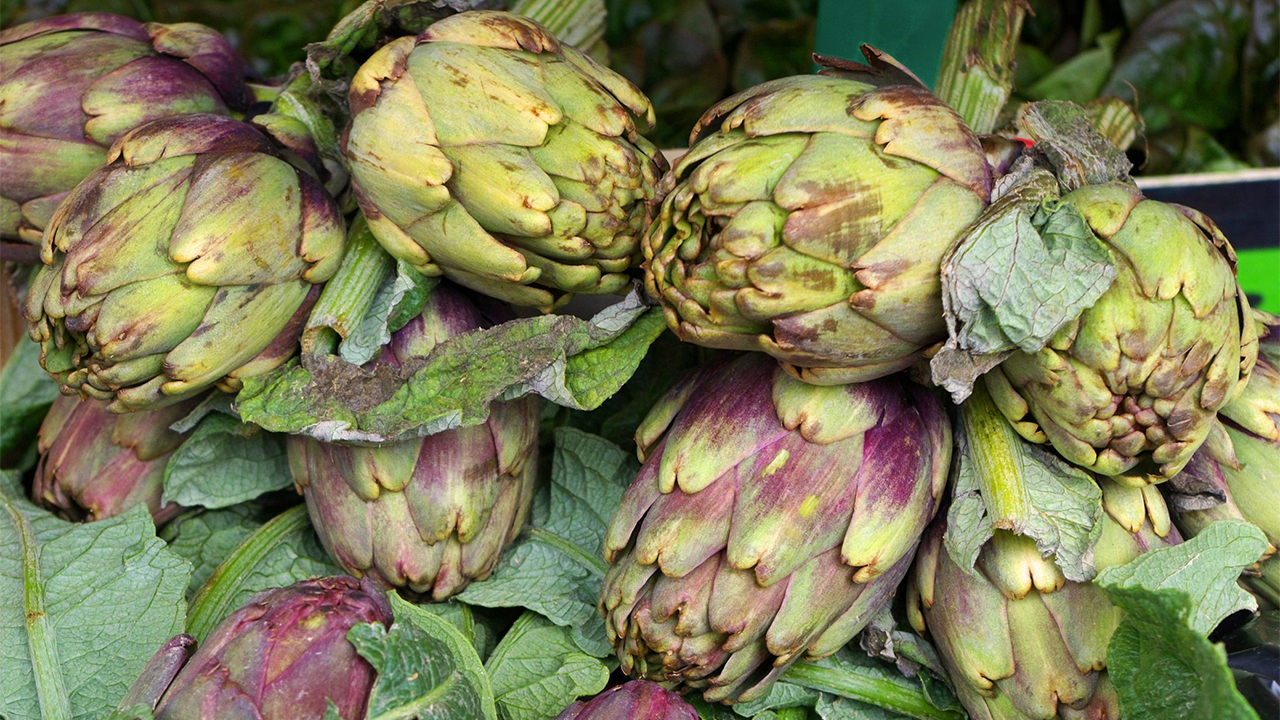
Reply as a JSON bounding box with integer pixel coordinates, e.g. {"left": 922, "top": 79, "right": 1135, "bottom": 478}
{"left": 2, "top": 0, "right": 1274, "bottom": 170}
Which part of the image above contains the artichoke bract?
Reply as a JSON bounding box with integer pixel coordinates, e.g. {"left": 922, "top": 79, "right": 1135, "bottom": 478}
{"left": 343, "top": 11, "right": 666, "bottom": 312}
{"left": 643, "top": 52, "right": 993, "bottom": 385}
{"left": 985, "top": 183, "right": 1258, "bottom": 482}
{"left": 33, "top": 394, "right": 199, "bottom": 524}
{"left": 288, "top": 284, "right": 540, "bottom": 601}
{"left": 907, "top": 480, "right": 1180, "bottom": 720}
{"left": 600, "top": 354, "right": 951, "bottom": 703}
{"left": 24, "top": 113, "right": 345, "bottom": 413}
{"left": 151, "top": 576, "right": 391, "bottom": 720}
{"left": 1172, "top": 310, "right": 1279, "bottom": 606}
{"left": 555, "top": 680, "right": 698, "bottom": 720}
{"left": 0, "top": 13, "right": 251, "bottom": 242}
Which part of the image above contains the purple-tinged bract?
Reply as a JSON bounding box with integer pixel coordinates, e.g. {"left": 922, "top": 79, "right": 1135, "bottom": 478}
{"left": 556, "top": 681, "right": 698, "bottom": 720}
{"left": 601, "top": 354, "right": 951, "bottom": 703}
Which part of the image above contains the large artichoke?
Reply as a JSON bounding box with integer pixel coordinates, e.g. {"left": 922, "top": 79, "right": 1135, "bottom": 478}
{"left": 1171, "top": 310, "right": 1279, "bottom": 606}
{"left": 33, "top": 393, "right": 200, "bottom": 524}
{"left": 142, "top": 576, "right": 391, "bottom": 720}
{"left": 288, "top": 284, "right": 539, "bottom": 601}
{"left": 0, "top": 13, "right": 251, "bottom": 242}
{"left": 600, "top": 353, "right": 951, "bottom": 702}
{"left": 907, "top": 480, "right": 1181, "bottom": 720}
{"left": 643, "top": 52, "right": 993, "bottom": 385}
{"left": 556, "top": 680, "right": 698, "bottom": 720}
{"left": 343, "top": 11, "right": 666, "bottom": 311}
{"left": 23, "top": 113, "right": 345, "bottom": 413}
{"left": 985, "top": 183, "right": 1258, "bottom": 481}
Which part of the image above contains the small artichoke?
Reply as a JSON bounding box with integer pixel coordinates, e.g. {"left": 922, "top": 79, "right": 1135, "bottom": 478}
{"left": 601, "top": 353, "right": 951, "bottom": 702}
{"left": 33, "top": 393, "right": 200, "bottom": 523}
{"left": 288, "top": 284, "right": 539, "bottom": 601}
{"left": 556, "top": 681, "right": 698, "bottom": 720}
{"left": 0, "top": 13, "right": 251, "bottom": 242}
{"left": 1171, "top": 310, "right": 1279, "bottom": 605}
{"left": 643, "top": 52, "right": 993, "bottom": 385}
{"left": 985, "top": 183, "right": 1258, "bottom": 481}
{"left": 148, "top": 576, "right": 391, "bottom": 720}
{"left": 907, "top": 480, "right": 1181, "bottom": 720}
{"left": 344, "top": 11, "right": 666, "bottom": 311}
{"left": 24, "top": 113, "right": 345, "bottom": 413}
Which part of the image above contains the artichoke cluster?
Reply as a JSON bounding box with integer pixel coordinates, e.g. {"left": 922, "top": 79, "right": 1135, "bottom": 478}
{"left": 4, "top": 5, "right": 1274, "bottom": 720}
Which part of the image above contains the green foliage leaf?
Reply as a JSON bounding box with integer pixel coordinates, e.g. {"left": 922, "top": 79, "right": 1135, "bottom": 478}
{"left": 161, "top": 413, "right": 292, "bottom": 509}
{"left": 237, "top": 293, "right": 666, "bottom": 444}
{"left": 422, "top": 601, "right": 501, "bottom": 663}
{"left": 159, "top": 503, "right": 272, "bottom": 602}
{"left": 0, "top": 337, "right": 58, "bottom": 470}
{"left": 1103, "top": 586, "right": 1259, "bottom": 720}
{"left": 457, "top": 428, "right": 636, "bottom": 657}
{"left": 484, "top": 611, "right": 609, "bottom": 720}
{"left": 0, "top": 475, "right": 189, "bottom": 720}
{"left": 1097, "top": 519, "right": 1269, "bottom": 635}
{"left": 772, "top": 650, "right": 965, "bottom": 720}
{"left": 184, "top": 504, "right": 339, "bottom": 642}
{"left": 352, "top": 593, "right": 498, "bottom": 720}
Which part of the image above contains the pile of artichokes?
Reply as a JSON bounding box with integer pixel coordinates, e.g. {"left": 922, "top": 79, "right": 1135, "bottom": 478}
{"left": 1, "top": 4, "right": 1275, "bottom": 720}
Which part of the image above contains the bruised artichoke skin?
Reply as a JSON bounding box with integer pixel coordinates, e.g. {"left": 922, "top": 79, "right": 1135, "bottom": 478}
{"left": 601, "top": 353, "right": 951, "bottom": 703}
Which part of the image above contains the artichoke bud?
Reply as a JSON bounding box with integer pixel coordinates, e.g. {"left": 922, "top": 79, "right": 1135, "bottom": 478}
{"left": 0, "top": 13, "right": 252, "bottom": 242}
{"left": 22, "top": 112, "right": 346, "bottom": 413}
{"left": 1169, "top": 312, "right": 1280, "bottom": 605}
{"left": 148, "top": 576, "right": 392, "bottom": 720}
{"left": 985, "top": 184, "right": 1259, "bottom": 482}
{"left": 342, "top": 10, "right": 667, "bottom": 312}
{"left": 908, "top": 487, "right": 1180, "bottom": 720}
{"left": 33, "top": 393, "right": 202, "bottom": 524}
{"left": 601, "top": 354, "right": 951, "bottom": 703}
{"left": 643, "top": 48, "right": 994, "bottom": 386}
{"left": 556, "top": 681, "right": 698, "bottom": 720}
{"left": 288, "top": 283, "right": 540, "bottom": 601}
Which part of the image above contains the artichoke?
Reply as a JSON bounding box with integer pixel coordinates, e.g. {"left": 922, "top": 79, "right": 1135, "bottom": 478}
{"left": 600, "top": 353, "right": 951, "bottom": 702}
{"left": 984, "top": 183, "right": 1258, "bottom": 481}
{"left": 1171, "top": 310, "right": 1279, "bottom": 606}
{"left": 145, "top": 576, "right": 391, "bottom": 720}
{"left": 0, "top": 13, "right": 251, "bottom": 242}
{"left": 343, "top": 11, "right": 666, "bottom": 311}
{"left": 23, "top": 113, "right": 345, "bottom": 413}
{"left": 643, "top": 52, "right": 993, "bottom": 385}
{"left": 33, "top": 393, "right": 200, "bottom": 524}
{"left": 556, "top": 680, "right": 698, "bottom": 720}
{"left": 907, "top": 480, "right": 1181, "bottom": 720}
{"left": 288, "top": 284, "right": 539, "bottom": 601}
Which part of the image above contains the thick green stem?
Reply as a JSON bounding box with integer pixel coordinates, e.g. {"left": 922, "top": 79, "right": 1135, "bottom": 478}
{"left": 4, "top": 499, "right": 71, "bottom": 720}
{"left": 936, "top": 0, "right": 1028, "bottom": 133}
{"left": 511, "top": 0, "right": 606, "bottom": 51}
{"left": 961, "top": 381, "right": 1033, "bottom": 531}
{"left": 302, "top": 217, "right": 394, "bottom": 356}
{"left": 783, "top": 661, "right": 966, "bottom": 720}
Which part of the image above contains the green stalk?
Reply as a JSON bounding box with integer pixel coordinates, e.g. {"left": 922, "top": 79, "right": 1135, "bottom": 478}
{"left": 961, "top": 381, "right": 1033, "bottom": 531}
{"left": 5, "top": 499, "right": 71, "bottom": 720}
{"left": 511, "top": 0, "right": 607, "bottom": 50}
{"left": 783, "top": 661, "right": 966, "bottom": 720}
{"left": 302, "top": 217, "right": 394, "bottom": 356}
{"left": 935, "top": 0, "right": 1028, "bottom": 133}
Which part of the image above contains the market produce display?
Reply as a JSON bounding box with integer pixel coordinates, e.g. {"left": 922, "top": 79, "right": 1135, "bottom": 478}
{"left": 1, "top": 3, "right": 1276, "bottom": 720}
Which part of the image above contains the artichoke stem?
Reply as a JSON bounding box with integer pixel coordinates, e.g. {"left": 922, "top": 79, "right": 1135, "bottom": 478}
{"left": 962, "top": 381, "right": 1034, "bottom": 531}
{"left": 302, "top": 219, "right": 395, "bottom": 354}
{"left": 936, "top": 0, "right": 1028, "bottom": 134}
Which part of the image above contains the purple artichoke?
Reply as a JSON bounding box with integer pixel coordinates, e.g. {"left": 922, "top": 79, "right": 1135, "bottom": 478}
{"left": 0, "top": 13, "right": 252, "bottom": 242}
{"left": 556, "top": 681, "right": 698, "bottom": 720}
{"left": 600, "top": 354, "right": 951, "bottom": 703}
{"left": 146, "top": 576, "right": 392, "bottom": 720}
{"left": 289, "top": 284, "right": 540, "bottom": 601}
{"left": 33, "top": 393, "right": 200, "bottom": 523}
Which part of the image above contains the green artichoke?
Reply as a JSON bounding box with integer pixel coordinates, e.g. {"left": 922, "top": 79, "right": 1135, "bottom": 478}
{"left": 343, "top": 11, "right": 667, "bottom": 312}
{"left": 643, "top": 52, "right": 993, "bottom": 385}
{"left": 1171, "top": 310, "right": 1279, "bottom": 606}
{"left": 600, "top": 353, "right": 951, "bottom": 703}
{"left": 133, "top": 576, "right": 391, "bottom": 720}
{"left": 907, "top": 479, "right": 1181, "bottom": 720}
{"left": 33, "top": 393, "right": 200, "bottom": 523}
{"left": 985, "top": 183, "right": 1258, "bottom": 482}
{"left": 0, "top": 12, "right": 251, "bottom": 242}
{"left": 23, "top": 112, "right": 345, "bottom": 413}
{"left": 288, "top": 284, "right": 539, "bottom": 601}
